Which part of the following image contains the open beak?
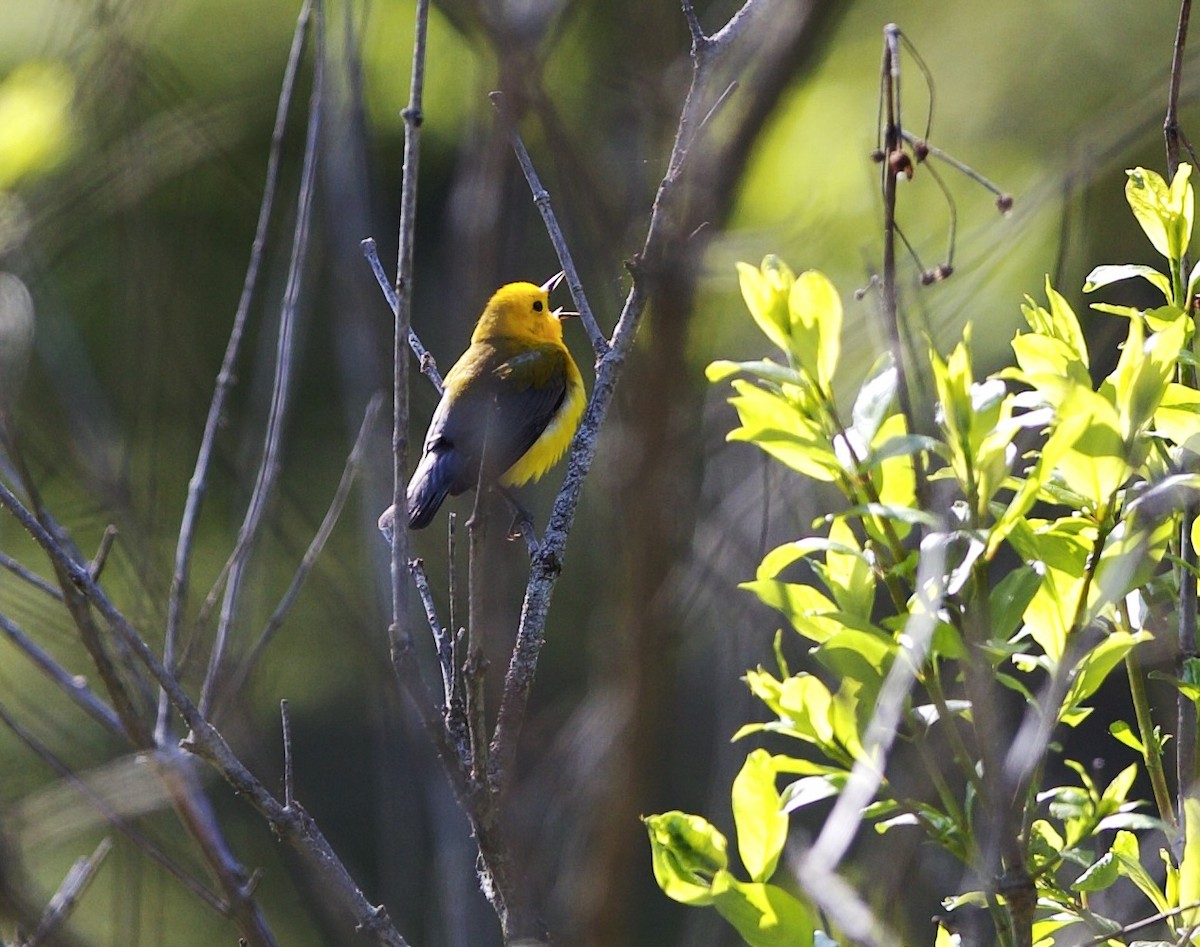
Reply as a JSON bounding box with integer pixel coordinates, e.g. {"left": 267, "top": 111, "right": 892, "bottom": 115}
{"left": 540, "top": 270, "right": 576, "bottom": 319}
{"left": 540, "top": 270, "right": 565, "bottom": 294}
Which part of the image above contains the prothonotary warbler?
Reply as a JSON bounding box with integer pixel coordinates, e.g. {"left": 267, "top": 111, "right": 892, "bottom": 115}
{"left": 405, "top": 272, "right": 586, "bottom": 529}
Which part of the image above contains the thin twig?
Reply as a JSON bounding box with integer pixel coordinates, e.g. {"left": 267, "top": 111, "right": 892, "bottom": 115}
{"left": 200, "top": 3, "right": 326, "bottom": 719}
{"left": 281, "top": 699, "right": 294, "bottom": 809}
{"left": 488, "top": 92, "right": 607, "bottom": 359}
{"left": 387, "top": 0, "right": 431, "bottom": 671}
{"left": 20, "top": 837, "right": 112, "bottom": 947}
{"left": 360, "top": 237, "right": 443, "bottom": 391}
{"left": 448, "top": 510, "right": 458, "bottom": 696}
{"left": 1166, "top": 0, "right": 1198, "bottom": 827}
{"left": 159, "top": 0, "right": 314, "bottom": 744}
{"left": 0, "top": 549, "right": 62, "bottom": 600}
{"left": 1166, "top": 0, "right": 1192, "bottom": 177}
{"left": 409, "top": 557, "right": 454, "bottom": 705}
{"left": 87, "top": 524, "right": 118, "bottom": 580}
{"left": 804, "top": 530, "right": 948, "bottom": 874}
{"left": 0, "top": 612, "right": 123, "bottom": 735}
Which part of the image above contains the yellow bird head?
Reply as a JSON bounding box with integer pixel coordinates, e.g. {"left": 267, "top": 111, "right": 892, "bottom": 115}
{"left": 470, "top": 271, "right": 571, "bottom": 345}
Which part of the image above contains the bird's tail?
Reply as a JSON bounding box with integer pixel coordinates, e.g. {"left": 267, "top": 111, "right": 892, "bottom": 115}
{"left": 406, "top": 450, "right": 462, "bottom": 529}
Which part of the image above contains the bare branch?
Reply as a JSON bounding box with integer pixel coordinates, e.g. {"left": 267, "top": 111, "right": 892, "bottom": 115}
{"left": 281, "top": 699, "right": 294, "bottom": 810}
{"left": 0, "top": 706, "right": 226, "bottom": 916}
{"left": 388, "top": 0, "right": 431, "bottom": 665}
{"left": 488, "top": 92, "right": 607, "bottom": 359}
{"left": 1166, "top": 0, "right": 1192, "bottom": 177}
{"left": 0, "top": 550, "right": 62, "bottom": 600}
{"left": 86, "top": 525, "right": 118, "bottom": 581}
{"left": 19, "top": 837, "right": 112, "bottom": 947}
{"left": 0, "top": 612, "right": 123, "bottom": 736}
{"left": 409, "top": 557, "right": 454, "bottom": 705}
{"left": 360, "top": 237, "right": 443, "bottom": 391}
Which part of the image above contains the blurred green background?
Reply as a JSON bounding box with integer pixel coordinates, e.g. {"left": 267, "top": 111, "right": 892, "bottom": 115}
{"left": 0, "top": 0, "right": 1195, "bottom": 944}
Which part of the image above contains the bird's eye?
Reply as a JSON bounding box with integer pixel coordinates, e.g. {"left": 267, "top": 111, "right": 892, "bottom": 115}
{"left": 532, "top": 300, "right": 543, "bottom": 312}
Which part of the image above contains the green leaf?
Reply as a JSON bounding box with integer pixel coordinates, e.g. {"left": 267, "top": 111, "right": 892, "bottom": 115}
{"left": 1111, "top": 830, "right": 1170, "bottom": 914}
{"left": 1019, "top": 278, "right": 1090, "bottom": 369}
{"left": 1181, "top": 796, "right": 1200, "bottom": 929}
{"left": 1126, "top": 165, "right": 1194, "bottom": 261}
{"left": 741, "top": 581, "right": 838, "bottom": 644}
{"left": 707, "top": 358, "right": 807, "bottom": 387}
{"left": 824, "top": 518, "right": 876, "bottom": 620}
{"left": 711, "top": 872, "right": 817, "bottom": 947}
{"left": 869, "top": 413, "right": 918, "bottom": 524}
{"left": 1107, "top": 310, "right": 1186, "bottom": 441}
{"left": 1155, "top": 382, "right": 1200, "bottom": 453}
{"left": 789, "top": 270, "right": 842, "bottom": 391}
{"left": 1109, "top": 720, "right": 1144, "bottom": 753}
{"left": 738, "top": 257, "right": 794, "bottom": 354}
{"left": 847, "top": 353, "right": 897, "bottom": 455}
{"left": 1088, "top": 518, "right": 1173, "bottom": 627}
{"left": 1083, "top": 263, "right": 1172, "bottom": 300}
{"left": 1052, "top": 386, "right": 1130, "bottom": 511}
{"left": 732, "top": 751, "right": 788, "bottom": 883}
{"left": 1063, "top": 633, "right": 1152, "bottom": 722}
{"left": 988, "top": 565, "right": 1041, "bottom": 642}
{"left": 1072, "top": 851, "right": 1119, "bottom": 892}
{"left": 726, "top": 380, "right": 841, "bottom": 482}
{"left": 643, "top": 811, "right": 729, "bottom": 905}
{"left": 780, "top": 775, "right": 842, "bottom": 812}
{"left": 710, "top": 873, "right": 816, "bottom": 945}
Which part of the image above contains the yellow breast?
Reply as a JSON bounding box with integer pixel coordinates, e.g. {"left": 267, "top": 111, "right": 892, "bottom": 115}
{"left": 500, "top": 358, "right": 586, "bottom": 486}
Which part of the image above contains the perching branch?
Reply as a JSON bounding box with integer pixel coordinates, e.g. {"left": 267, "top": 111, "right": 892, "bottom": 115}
{"left": 488, "top": 0, "right": 777, "bottom": 798}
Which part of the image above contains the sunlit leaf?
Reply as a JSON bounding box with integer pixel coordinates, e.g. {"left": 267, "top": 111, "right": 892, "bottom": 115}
{"left": 1182, "top": 797, "right": 1200, "bottom": 930}
{"left": 643, "top": 811, "right": 728, "bottom": 905}
{"left": 738, "top": 258, "right": 794, "bottom": 354}
{"left": 731, "top": 751, "right": 787, "bottom": 884}
{"left": 1083, "top": 263, "right": 1171, "bottom": 301}
{"left": 711, "top": 872, "right": 817, "bottom": 947}
{"left": 789, "top": 270, "right": 842, "bottom": 391}
{"left": 847, "top": 353, "right": 897, "bottom": 454}
{"left": 1072, "top": 851, "right": 1119, "bottom": 892}
{"left": 1126, "top": 165, "right": 1193, "bottom": 261}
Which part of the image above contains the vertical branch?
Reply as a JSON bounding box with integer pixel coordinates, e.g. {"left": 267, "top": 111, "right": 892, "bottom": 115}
{"left": 878, "top": 24, "right": 918, "bottom": 443}
{"left": 199, "top": 1, "right": 326, "bottom": 718}
{"left": 159, "top": 0, "right": 313, "bottom": 743}
{"left": 488, "top": 0, "right": 774, "bottom": 798}
{"left": 388, "top": 0, "right": 431, "bottom": 658}
{"left": 1165, "top": 0, "right": 1191, "bottom": 178}
{"left": 1167, "top": 0, "right": 1198, "bottom": 827}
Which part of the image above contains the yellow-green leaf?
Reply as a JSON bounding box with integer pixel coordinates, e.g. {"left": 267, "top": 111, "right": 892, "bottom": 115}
{"left": 644, "top": 811, "right": 729, "bottom": 906}
{"left": 732, "top": 750, "right": 788, "bottom": 883}
{"left": 738, "top": 258, "right": 794, "bottom": 354}
{"left": 789, "top": 270, "right": 842, "bottom": 391}
{"left": 1126, "top": 165, "right": 1194, "bottom": 261}
{"left": 710, "top": 872, "right": 817, "bottom": 947}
